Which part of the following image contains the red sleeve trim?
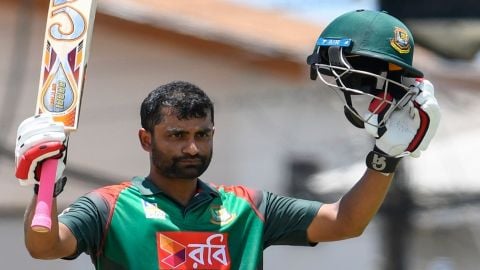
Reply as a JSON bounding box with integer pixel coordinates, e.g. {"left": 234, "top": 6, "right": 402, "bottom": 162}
{"left": 94, "top": 181, "right": 132, "bottom": 257}
{"left": 221, "top": 185, "right": 265, "bottom": 222}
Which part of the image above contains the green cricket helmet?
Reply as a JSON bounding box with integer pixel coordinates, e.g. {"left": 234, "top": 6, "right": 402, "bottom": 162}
{"left": 307, "top": 10, "right": 423, "bottom": 128}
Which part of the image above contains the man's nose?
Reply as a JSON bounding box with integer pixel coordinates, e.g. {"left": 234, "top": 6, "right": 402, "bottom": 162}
{"left": 183, "top": 140, "right": 199, "bottom": 155}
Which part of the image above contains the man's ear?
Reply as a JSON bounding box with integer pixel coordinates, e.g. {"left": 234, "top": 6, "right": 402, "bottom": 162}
{"left": 138, "top": 128, "right": 152, "bottom": 152}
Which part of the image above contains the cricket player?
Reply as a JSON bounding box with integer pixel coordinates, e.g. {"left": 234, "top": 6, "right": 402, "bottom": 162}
{"left": 16, "top": 10, "right": 440, "bottom": 270}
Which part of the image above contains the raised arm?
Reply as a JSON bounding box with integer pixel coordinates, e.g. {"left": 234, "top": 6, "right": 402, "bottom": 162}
{"left": 16, "top": 115, "right": 76, "bottom": 259}
{"left": 307, "top": 79, "right": 440, "bottom": 243}
{"left": 24, "top": 196, "right": 77, "bottom": 259}
{"left": 307, "top": 169, "right": 393, "bottom": 242}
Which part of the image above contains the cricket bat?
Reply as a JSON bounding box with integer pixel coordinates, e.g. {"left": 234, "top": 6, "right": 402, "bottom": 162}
{"left": 32, "top": 0, "right": 98, "bottom": 233}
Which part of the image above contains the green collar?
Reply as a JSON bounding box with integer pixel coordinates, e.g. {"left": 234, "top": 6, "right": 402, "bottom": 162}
{"left": 131, "top": 176, "right": 219, "bottom": 197}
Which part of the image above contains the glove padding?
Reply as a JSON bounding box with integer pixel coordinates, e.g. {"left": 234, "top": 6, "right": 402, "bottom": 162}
{"left": 365, "top": 78, "right": 441, "bottom": 158}
{"left": 15, "top": 114, "right": 67, "bottom": 186}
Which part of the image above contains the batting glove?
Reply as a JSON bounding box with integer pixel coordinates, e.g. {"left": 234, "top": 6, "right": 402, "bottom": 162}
{"left": 15, "top": 114, "right": 68, "bottom": 196}
{"left": 364, "top": 78, "right": 441, "bottom": 173}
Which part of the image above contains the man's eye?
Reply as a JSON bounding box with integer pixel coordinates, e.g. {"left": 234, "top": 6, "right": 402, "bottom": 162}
{"left": 196, "top": 132, "right": 210, "bottom": 138}
{"left": 169, "top": 133, "right": 183, "bottom": 138}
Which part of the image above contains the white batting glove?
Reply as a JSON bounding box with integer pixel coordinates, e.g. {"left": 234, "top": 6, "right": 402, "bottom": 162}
{"left": 15, "top": 114, "right": 68, "bottom": 190}
{"left": 364, "top": 78, "right": 441, "bottom": 173}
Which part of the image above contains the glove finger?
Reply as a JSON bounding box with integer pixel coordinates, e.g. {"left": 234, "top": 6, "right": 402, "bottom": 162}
{"left": 33, "top": 153, "right": 66, "bottom": 181}
{"left": 421, "top": 79, "right": 435, "bottom": 95}
{"left": 404, "top": 78, "right": 440, "bottom": 154}
{"left": 16, "top": 115, "right": 66, "bottom": 159}
{"left": 17, "top": 114, "right": 53, "bottom": 135}
{"left": 414, "top": 80, "right": 435, "bottom": 106}
{"left": 32, "top": 141, "right": 68, "bottom": 182}
{"left": 408, "top": 101, "right": 418, "bottom": 119}
{"left": 16, "top": 132, "right": 66, "bottom": 157}
{"left": 405, "top": 102, "right": 428, "bottom": 152}
{"left": 16, "top": 141, "right": 64, "bottom": 180}
{"left": 405, "top": 100, "right": 436, "bottom": 154}
{"left": 398, "top": 76, "right": 423, "bottom": 108}
{"left": 418, "top": 83, "right": 440, "bottom": 138}
{"left": 17, "top": 121, "right": 65, "bottom": 149}
{"left": 417, "top": 102, "right": 440, "bottom": 153}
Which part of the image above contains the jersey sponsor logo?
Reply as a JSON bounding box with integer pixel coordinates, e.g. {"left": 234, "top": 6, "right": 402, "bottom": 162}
{"left": 390, "top": 27, "right": 411, "bottom": 54}
{"left": 209, "top": 205, "right": 236, "bottom": 225}
{"left": 142, "top": 200, "right": 167, "bottom": 219}
{"left": 157, "top": 232, "right": 231, "bottom": 269}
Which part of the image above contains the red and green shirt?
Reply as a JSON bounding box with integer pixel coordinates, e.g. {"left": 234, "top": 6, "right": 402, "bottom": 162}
{"left": 59, "top": 177, "right": 321, "bottom": 270}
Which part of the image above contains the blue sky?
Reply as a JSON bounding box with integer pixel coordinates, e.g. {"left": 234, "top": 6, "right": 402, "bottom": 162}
{"left": 227, "top": 0, "right": 379, "bottom": 24}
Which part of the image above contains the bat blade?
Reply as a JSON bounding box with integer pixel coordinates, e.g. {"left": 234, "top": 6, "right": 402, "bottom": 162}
{"left": 31, "top": 0, "right": 98, "bottom": 233}
{"left": 35, "top": 0, "right": 97, "bottom": 130}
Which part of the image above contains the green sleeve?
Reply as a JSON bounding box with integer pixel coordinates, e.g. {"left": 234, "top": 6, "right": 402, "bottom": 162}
{"left": 261, "top": 191, "right": 322, "bottom": 248}
{"left": 58, "top": 192, "right": 110, "bottom": 260}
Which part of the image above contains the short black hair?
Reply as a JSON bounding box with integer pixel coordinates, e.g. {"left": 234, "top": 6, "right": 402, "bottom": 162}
{"left": 140, "top": 81, "right": 214, "bottom": 132}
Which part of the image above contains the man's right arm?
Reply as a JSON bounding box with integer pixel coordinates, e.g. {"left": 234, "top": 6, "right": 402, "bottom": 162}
{"left": 16, "top": 115, "right": 76, "bottom": 259}
{"left": 24, "top": 196, "right": 77, "bottom": 259}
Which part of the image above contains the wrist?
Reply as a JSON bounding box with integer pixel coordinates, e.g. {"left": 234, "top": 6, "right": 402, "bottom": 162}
{"left": 365, "top": 148, "right": 401, "bottom": 173}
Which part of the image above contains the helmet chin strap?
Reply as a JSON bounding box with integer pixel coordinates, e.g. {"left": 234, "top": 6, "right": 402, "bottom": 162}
{"left": 344, "top": 104, "right": 365, "bottom": 128}
{"left": 328, "top": 46, "right": 365, "bottom": 128}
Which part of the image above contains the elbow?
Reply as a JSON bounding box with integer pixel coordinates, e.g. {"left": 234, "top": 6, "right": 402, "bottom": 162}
{"left": 336, "top": 208, "right": 370, "bottom": 239}
{"left": 26, "top": 247, "right": 54, "bottom": 260}
{"left": 337, "top": 220, "right": 368, "bottom": 240}
{"left": 25, "top": 243, "right": 59, "bottom": 260}
{"left": 347, "top": 225, "right": 367, "bottom": 239}
{"left": 27, "top": 249, "right": 49, "bottom": 260}
{"left": 335, "top": 227, "right": 365, "bottom": 241}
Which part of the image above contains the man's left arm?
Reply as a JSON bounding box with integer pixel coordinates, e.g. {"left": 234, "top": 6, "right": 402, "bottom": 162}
{"left": 307, "top": 78, "right": 440, "bottom": 243}
{"left": 307, "top": 170, "right": 393, "bottom": 242}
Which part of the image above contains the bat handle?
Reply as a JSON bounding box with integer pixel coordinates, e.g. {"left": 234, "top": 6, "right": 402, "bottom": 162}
{"left": 31, "top": 158, "right": 58, "bottom": 233}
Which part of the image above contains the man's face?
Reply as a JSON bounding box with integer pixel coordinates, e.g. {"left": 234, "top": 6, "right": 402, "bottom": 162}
{"left": 149, "top": 109, "right": 214, "bottom": 180}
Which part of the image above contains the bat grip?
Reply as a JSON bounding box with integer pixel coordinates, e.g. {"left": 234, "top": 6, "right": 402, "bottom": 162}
{"left": 31, "top": 158, "right": 58, "bottom": 233}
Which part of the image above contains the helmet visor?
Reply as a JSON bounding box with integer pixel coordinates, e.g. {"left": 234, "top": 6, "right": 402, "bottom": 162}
{"left": 314, "top": 47, "right": 417, "bottom": 128}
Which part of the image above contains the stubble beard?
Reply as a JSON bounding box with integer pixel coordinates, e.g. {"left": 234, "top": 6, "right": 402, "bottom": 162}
{"left": 151, "top": 143, "right": 212, "bottom": 180}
